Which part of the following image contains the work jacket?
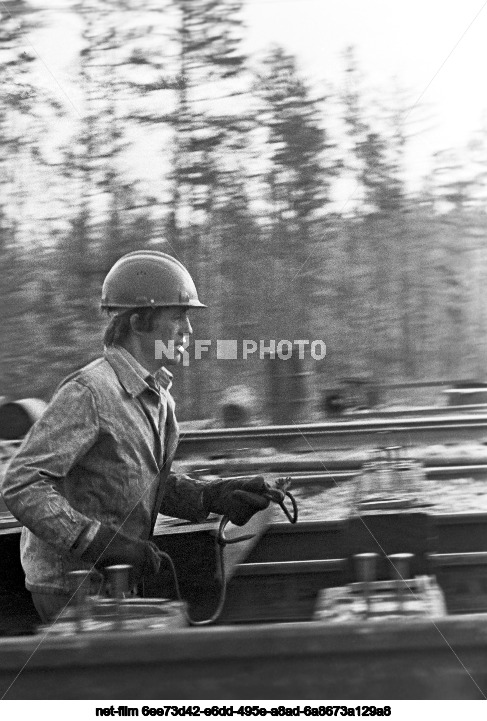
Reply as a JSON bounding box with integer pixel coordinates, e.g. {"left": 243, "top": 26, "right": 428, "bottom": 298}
{"left": 1, "top": 346, "right": 207, "bottom": 594}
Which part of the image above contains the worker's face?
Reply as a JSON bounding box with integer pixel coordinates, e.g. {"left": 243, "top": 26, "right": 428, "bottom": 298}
{"left": 142, "top": 307, "right": 193, "bottom": 368}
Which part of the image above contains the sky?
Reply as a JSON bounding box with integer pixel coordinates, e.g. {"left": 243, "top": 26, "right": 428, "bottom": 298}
{"left": 243, "top": 0, "right": 487, "bottom": 182}
{"left": 19, "top": 0, "right": 487, "bottom": 189}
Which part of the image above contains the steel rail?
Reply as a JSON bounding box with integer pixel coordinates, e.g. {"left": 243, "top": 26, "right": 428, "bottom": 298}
{"left": 183, "top": 455, "right": 487, "bottom": 473}
{"left": 235, "top": 551, "right": 487, "bottom": 576}
{"left": 3, "top": 407, "right": 487, "bottom": 456}
{"left": 276, "top": 464, "right": 487, "bottom": 485}
{"left": 328, "top": 403, "right": 487, "bottom": 419}
{"left": 177, "top": 414, "right": 487, "bottom": 455}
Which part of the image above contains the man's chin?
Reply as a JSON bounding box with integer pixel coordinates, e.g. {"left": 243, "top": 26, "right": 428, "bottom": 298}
{"left": 160, "top": 353, "right": 181, "bottom": 367}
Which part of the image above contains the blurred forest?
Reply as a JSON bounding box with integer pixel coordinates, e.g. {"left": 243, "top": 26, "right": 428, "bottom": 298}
{"left": 1, "top": 0, "right": 487, "bottom": 421}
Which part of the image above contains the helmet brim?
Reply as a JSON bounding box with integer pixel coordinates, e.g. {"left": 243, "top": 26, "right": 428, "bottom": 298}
{"left": 101, "top": 300, "right": 207, "bottom": 309}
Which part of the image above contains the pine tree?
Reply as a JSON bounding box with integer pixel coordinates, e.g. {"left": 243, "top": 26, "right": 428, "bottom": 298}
{"left": 124, "top": 0, "right": 253, "bottom": 418}
{"left": 0, "top": 1, "right": 62, "bottom": 398}
{"left": 340, "top": 49, "right": 423, "bottom": 380}
{"left": 254, "top": 45, "right": 333, "bottom": 338}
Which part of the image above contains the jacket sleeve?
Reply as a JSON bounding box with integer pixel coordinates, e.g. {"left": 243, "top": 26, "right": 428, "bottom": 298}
{"left": 1, "top": 380, "right": 101, "bottom": 553}
{"left": 159, "top": 472, "right": 209, "bottom": 523}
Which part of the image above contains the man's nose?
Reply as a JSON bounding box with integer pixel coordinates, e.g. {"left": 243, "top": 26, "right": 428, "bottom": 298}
{"left": 181, "top": 316, "right": 193, "bottom": 336}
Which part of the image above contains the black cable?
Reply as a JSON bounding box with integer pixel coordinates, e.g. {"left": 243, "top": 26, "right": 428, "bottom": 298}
{"left": 158, "top": 492, "right": 298, "bottom": 626}
{"left": 157, "top": 541, "right": 227, "bottom": 627}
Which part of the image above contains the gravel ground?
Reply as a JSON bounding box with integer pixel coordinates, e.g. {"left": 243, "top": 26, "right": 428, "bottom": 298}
{"left": 289, "top": 475, "right": 487, "bottom": 522}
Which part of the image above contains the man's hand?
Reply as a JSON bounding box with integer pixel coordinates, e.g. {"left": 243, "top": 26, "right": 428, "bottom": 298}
{"left": 202, "top": 475, "right": 270, "bottom": 526}
{"left": 79, "top": 525, "right": 162, "bottom": 581}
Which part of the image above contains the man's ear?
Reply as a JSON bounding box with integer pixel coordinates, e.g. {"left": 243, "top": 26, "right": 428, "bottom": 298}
{"left": 129, "top": 312, "right": 143, "bottom": 334}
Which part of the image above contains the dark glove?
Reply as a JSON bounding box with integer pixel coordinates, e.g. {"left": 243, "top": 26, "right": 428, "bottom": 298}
{"left": 79, "top": 524, "right": 162, "bottom": 581}
{"left": 202, "top": 475, "right": 270, "bottom": 526}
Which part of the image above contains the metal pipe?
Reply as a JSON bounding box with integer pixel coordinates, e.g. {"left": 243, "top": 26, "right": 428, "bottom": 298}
{"left": 105, "top": 564, "right": 131, "bottom": 599}
{"left": 67, "top": 570, "right": 93, "bottom": 632}
{"left": 387, "top": 553, "right": 414, "bottom": 613}
{"left": 353, "top": 553, "right": 379, "bottom": 617}
{"left": 105, "top": 565, "right": 131, "bottom": 630}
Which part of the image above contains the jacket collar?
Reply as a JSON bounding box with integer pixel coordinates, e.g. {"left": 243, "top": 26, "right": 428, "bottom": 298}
{"left": 104, "top": 345, "right": 172, "bottom": 397}
{"left": 154, "top": 366, "right": 173, "bottom": 391}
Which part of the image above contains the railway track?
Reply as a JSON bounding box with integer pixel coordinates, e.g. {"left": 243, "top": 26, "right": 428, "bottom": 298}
{"left": 3, "top": 406, "right": 487, "bottom": 461}
{"left": 319, "top": 403, "right": 487, "bottom": 419}
{"left": 182, "top": 451, "right": 487, "bottom": 473}
{"left": 262, "top": 463, "right": 487, "bottom": 485}
{"left": 177, "top": 413, "right": 487, "bottom": 456}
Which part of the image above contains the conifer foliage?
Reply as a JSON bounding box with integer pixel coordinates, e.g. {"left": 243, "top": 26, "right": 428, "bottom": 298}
{"left": 0, "top": 2, "right": 486, "bottom": 415}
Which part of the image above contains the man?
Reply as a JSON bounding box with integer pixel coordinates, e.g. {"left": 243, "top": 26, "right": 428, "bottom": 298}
{"left": 2, "top": 250, "right": 270, "bottom": 623}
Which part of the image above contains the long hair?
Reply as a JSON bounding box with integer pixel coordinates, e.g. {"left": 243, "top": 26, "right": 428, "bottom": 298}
{"left": 103, "top": 307, "right": 161, "bottom": 346}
